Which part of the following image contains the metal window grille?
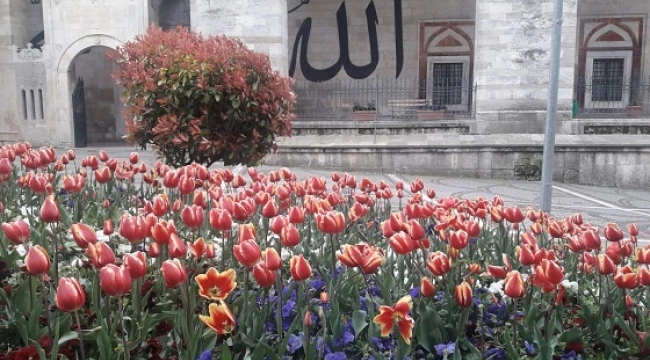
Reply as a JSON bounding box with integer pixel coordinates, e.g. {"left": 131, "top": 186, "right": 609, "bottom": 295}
{"left": 592, "top": 59, "right": 624, "bottom": 102}
{"left": 432, "top": 63, "right": 463, "bottom": 106}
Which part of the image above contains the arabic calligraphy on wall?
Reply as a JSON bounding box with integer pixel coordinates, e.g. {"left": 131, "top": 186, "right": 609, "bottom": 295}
{"left": 289, "top": 0, "right": 404, "bottom": 81}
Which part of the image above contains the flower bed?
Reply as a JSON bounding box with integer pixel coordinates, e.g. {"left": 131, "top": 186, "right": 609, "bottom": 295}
{"left": 0, "top": 142, "right": 646, "bottom": 360}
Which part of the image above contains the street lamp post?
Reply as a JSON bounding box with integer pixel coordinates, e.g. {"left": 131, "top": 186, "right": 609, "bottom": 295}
{"left": 540, "top": 0, "right": 564, "bottom": 213}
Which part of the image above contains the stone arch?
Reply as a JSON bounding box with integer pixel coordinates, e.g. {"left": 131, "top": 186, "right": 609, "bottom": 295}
{"left": 56, "top": 34, "right": 124, "bottom": 73}
{"left": 52, "top": 34, "right": 125, "bottom": 147}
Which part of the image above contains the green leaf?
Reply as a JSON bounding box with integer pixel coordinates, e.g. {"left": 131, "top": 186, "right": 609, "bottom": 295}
{"left": 221, "top": 345, "right": 232, "bottom": 360}
{"left": 559, "top": 328, "right": 582, "bottom": 344}
{"left": 352, "top": 310, "right": 368, "bottom": 338}
{"left": 57, "top": 331, "right": 79, "bottom": 346}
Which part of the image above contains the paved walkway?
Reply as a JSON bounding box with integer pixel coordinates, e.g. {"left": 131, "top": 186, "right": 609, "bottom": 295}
{"left": 65, "top": 145, "right": 650, "bottom": 240}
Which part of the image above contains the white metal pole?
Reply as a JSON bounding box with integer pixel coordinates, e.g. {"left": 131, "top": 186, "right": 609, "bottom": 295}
{"left": 540, "top": 0, "right": 564, "bottom": 213}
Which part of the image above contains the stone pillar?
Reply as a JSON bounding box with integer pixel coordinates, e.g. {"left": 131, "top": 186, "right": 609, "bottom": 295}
{"left": 0, "top": 0, "right": 19, "bottom": 140}
{"left": 191, "top": 0, "right": 289, "bottom": 75}
{"left": 473, "top": 0, "right": 577, "bottom": 134}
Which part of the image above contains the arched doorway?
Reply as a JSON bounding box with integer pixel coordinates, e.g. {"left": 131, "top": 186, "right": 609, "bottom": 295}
{"left": 68, "top": 46, "right": 125, "bottom": 147}
{"left": 159, "top": 0, "right": 191, "bottom": 30}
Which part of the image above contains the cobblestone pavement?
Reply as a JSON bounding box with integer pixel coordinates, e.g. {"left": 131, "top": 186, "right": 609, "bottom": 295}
{"left": 67, "top": 145, "right": 650, "bottom": 241}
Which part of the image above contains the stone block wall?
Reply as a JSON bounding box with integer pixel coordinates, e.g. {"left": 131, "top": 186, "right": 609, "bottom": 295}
{"left": 288, "top": 0, "right": 476, "bottom": 80}
{"left": 191, "top": 0, "right": 289, "bottom": 75}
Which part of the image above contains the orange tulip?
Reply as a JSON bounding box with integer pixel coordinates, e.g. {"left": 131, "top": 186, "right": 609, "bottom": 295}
{"left": 195, "top": 268, "right": 237, "bottom": 301}
{"left": 403, "top": 220, "right": 425, "bottom": 241}
{"left": 253, "top": 262, "right": 276, "bottom": 287}
{"left": 103, "top": 219, "right": 114, "bottom": 235}
{"left": 55, "top": 278, "right": 86, "bottom": 312}
{"left": 261, "top": 248, "right": 282, "bottom": 271}
{"left": 504, "top": 271, "right": 526, "bottom": 298}
{"left": 40, "top": 195, "right": 60, "bottom": 223}
{"left": 168, "top": 233, "right": 188, "bottom": 259}
{"left": 348, "top": 202, "right": 368, "bottom": 222}
{"left": 100, "top": 264, "right": 132, "bottom": 297}
{"left": 123, "top": 251, "right": 147, "bottom": 279}
{"left": 25, "top": 245, "right": 50, "bottom": 276}
{"left": 290, "top": 255, "right": 312, "bottom": 281}
{"left": 189, "top": 237, "right": 206, "bottom": 259}
{"left": 205, "top": 243, "right": 216, "bottom": 259}
{"left": 338, "top": 243, "right": 385, "bottom": 274}
{"left": 71, "top": 223, "right": 97, "bottom": 249}
{"left": 487, "top": 265, "right": 508, "bottom": 279}
{"left": 468, "top": 263, "right": 481, "bottom": 274}
{"left": 233, "top": 240, "right": 261, "bottom": 267}
{"left": 199, "top": 301, "right": 236, "bottom": 334}
{"left": 209, "top": 208, "right": 232, "bottom": 232}
{"left": 582, "top": 229, "right": 601, "bottom": 251}
{"left": 161, "top": 259, "right": 187, "bottom": 288}
{"left": 613, "top": 266, "right": 638, "bottom": 289}
{"left": 372, "top": 295, "right": 414, "bottom": 344}
{"left": 315, "top": 211, "right": 346, "bottom": 234}
{"left": 518, "top": 244, "right": 536, "bottom": 266}
{"left": 151, "top": 194, "right": 170, "bottom": 216}
{"left": 420, "top": 277, "right": 436, "bottom": 297}
{"left": 94, "top": 166, "right": 111, "bottom": 183}
{"left": 280, "top": 224, "right": 301, "bottom": 247}
{"left": 604, "top": 223, "right": 624, "bottom": 242}
{"left": 454, "top": 281, "right": 473, "bottom": 308}
{"left": 1, "top": 220, "right": 30, "bottom": 245}
{"left": 86, "top": 242, "right": 116, "bottom": 268}
{"left": 426, "top": 252, "right": 451, "bottom": 276}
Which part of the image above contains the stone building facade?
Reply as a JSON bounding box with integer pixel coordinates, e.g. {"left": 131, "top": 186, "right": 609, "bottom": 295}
{"left": 0, "top": 0, "right": 648, "bottom": 147}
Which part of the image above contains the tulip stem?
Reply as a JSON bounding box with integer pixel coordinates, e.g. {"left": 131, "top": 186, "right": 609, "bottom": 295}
{"left": 118, "top": 298, "right": 130, "bottom": 360}
{"left": 50, "top": 223, "right": 59, "bottom": 286}
{"left": 275, "top": 270, "right": 283, "bottom": 343}
{"left": 74, "top": 310, "right": 87, "bottom": 360}
{"left": 42, "top": 277, "right": 54, "bottom": 347}
{"left": 329, "top": 234, "right": 337, "bottom": 280}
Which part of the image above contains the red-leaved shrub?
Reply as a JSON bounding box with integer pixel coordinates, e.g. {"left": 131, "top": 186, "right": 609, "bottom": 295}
{"left": 113, "top": 27, "right": 295, "bottom": 166}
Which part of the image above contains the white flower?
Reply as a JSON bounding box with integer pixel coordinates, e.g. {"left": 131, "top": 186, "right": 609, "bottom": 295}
{"left": 488, "top": 280, "right": 504, "bottom": 296}
{"left": 561, "top": 280, "right": 578, "bottom": 292}
{"left": 96, "top": 230, "right": 110, "bottom": 243}
{"left": 16, "top": 244, "right": 28, "bottom": 257}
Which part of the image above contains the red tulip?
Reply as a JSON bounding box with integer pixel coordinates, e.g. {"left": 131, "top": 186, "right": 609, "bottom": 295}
{"left": 238, "top": 224, "right": 256, "bottom": 244}
{"left": 0, "top": 158, "right": 12, "bottom": 175}
{"left": 161, "top": 259, "right": 187, "bottom": 288}
{"left": 206, "top": 243, "right": 216, "bottom": 259}
{"left": 403, "top": 220, "right": 425, "bottom": 241}
{"left": 151, "top": 194, "right": 170, "bottom": 216}
{"left": 454, "top": 282, "right": 473, "bottom": 308}
{"left": 281, "top": 224, "right": 301, "bottom": 247}
{"left": 253, "top": 262, "right": 276, "bottom": 287}
{"left": 547, "top": 220, "right": 564, "bottom": 238}
{"left": 449, "top": 230, "right": 469, "bottom": 250}
{"left": 348, "top": 202, "right": 368, "bottom": 222}
{"left": 209, "top": 208, "right": 232, "bottom": 232}
{"left": 636, "top": 246, "right": 650, "bottom": 264}
{"left": 288, "top": 206, "right": 306, "bottom": 224}
{"left": 70, "top": 223, "right": 97, "bottom": 249}
{"left": 86, "top": 242, "right": 116, "bottom": 268}
{"left": 94, "top": 166, "right": 111, "bottom": 183}
{"left": 129, "top": 152, "right": 139, "bottom": 164}
{"left": 420, "top": 277, "right": 435, "bottom": 297}
{"left": 261, "top": 200, "right": 279, "bottom": 218}
{"left": 338, "top": 243, "right": 385, "bottom": 274}
{"left": 119, "top": 215, "right": 148, "bottom": 243}
{"left": 490, "top": 206, "right": 504, "bottom": 223}
{"left": 103, "top": 219, "right": 114, "bottom": 235}
{"left": 123, "top": 251, "right": 147, "bottom": 279}
{"left": 604, "top": 223, "right": 624, "bottom": 242}
{"left": 148, "top": 242, "right": 161, "bottom": 258}
{"left": 181, "top": 205, "right": 204, "bottom": 229}
{"left": 189, "top": 237, "right": 206, "bottom": 259}
{"left": 262, "top": 248, "right": 282, "bottom": 271}
{"left": 504, "top": 271, "right": 526, "bottom": 298}
{"left": 487, "top": 265, "right": 508, "bottom": 279}
{"left": 270, "top": 215, "right": 288, "bottom": 235}
{"left": 597, "top": 254, "right": 616, "bottom": 275}
{"left": 518, "top": 245, "right": 536, "bottom": 266}
{"left": 426, "top": 252, "right": 451, "bottom": 276}
{"left": 25, "top": 245, "right": 50, "bottom": 276}
{"left": 629, "top": 223, "right": 639, "bottom": 238}
{"left": 533, "top": 259, "right": 564, "bottom": 293}
{"left": 582, "top": 229, "right": 601, "bottom": 251}
{"left": 178, "top": 175, "right": 195, "bottom": 195}
{"left": 168, "top": 233, "right": 188, "bottom": 259}
{"left": 315, "top": 211, "right": 346, "bottom": 234}
{"left": 233, "top": 240, "right": 261, "bottom": 267}
{"left": 504, "top": 207, "right": 526, "bottom": 224}
{"left": 290, "top": 255, "right": 312, "bottom": 281}
{"left": 55, "top": 278, "right": 86, "bottom": 312}
{"left": 40, "top": 195, "right": 60, "bottom": 223}
{"left": 1, "top": 220, "right": 30, "bottom": 245}
{"left": 232, "top": 202, "right": 250, "bottom": 221}
{"left": 389, "top": 232, "right": 415, "bottom": 255}
{"left": 100, "top": 264, "right": 132, "bottom": 297}
{"left": 151, "top": 220, "right": 175, "bottom": 245}
{"left": 625, "top": 295, "right": 635, "bottom": 308}
{"left": 639, "top": 267, "right": 650, "bottom": 286}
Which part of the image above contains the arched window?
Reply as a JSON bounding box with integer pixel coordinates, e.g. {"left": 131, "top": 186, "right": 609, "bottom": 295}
{"left": 159, "top": 0, "right": 191, "bottom": 30}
